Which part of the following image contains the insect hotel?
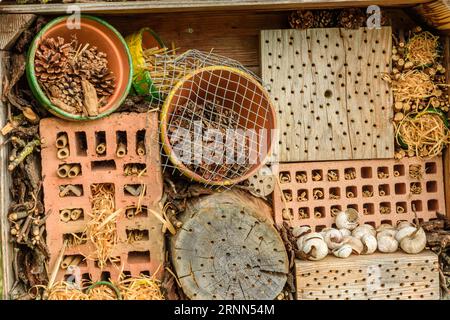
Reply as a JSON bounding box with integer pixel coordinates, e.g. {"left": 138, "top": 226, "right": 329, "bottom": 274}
{"left": 0, "top": 0, "right": 449, "bottom": 301}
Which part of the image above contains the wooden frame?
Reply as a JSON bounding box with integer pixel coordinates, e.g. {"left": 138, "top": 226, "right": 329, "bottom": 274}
{"left": 0, "top": 1, "right": 448, "bottom": 300}
{"left": 0, "top": 0, "right": 432, "bottom": 14}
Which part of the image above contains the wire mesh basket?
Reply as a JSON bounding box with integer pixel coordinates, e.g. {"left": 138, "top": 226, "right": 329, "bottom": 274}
{"left": 160, "top": 66, "right": 276, "bottom": 186}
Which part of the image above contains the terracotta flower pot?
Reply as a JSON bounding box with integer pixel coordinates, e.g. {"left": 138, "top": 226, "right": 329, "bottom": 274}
{"left": 160, "top": 66, "right": 277, "bottom": 186}
{"left": 26, "top": 15, "right": 132, "bottom": 121}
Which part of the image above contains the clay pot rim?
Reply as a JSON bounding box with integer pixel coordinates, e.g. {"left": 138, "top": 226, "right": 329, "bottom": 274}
{"left": 160, "top": 65, "right": 277, "bottom": 186}
{"left": 26, "top": 15, "right": 133, "bottom": 121}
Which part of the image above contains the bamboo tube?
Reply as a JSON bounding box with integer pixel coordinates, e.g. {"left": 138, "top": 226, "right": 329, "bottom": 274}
{"left": 126, "top": 208, "right": 135, "bottom": 219}
{"left": 60, "top": 209, "right": 72, "bottom": 222}
{"left": 56, "top": 134, "right": 68, "bottom": 148}
{"left": 346, "top": 192, "right": 355, "bottom": 198}
{"left": 60, "top": 185, "right": 83, "bottom": 197}
{"left": 116, "top": 142, "right": 127, "bottom": 157}
{"left": 57, "top": 164, "right": 71, "bottom": 178}
{"left": 57, "top": 147, "right": 70, "bottom": 159}
{"left": 70, "top": 209, "right": 82, "bottom": 221}
{"left": 136, "top": 141, "right": 146, "bottom": 156}
{"left": 68, "top": 165, "right": 81, "bottom": 178}
{"left": 96, "top": 143, "right": 106, "bottom": 155}
{"left": 124, "top": 185, "right": 143, "bottom": 196}
{"left": 69, "top": 255, "right": 83, "bottom": 267}
{"left": 61, "top": 256, "right": 75, "bottom": 269}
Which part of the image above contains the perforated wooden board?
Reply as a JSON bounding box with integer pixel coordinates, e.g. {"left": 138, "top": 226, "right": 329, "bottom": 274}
{"left": 273, "top": 157, "right": 446, "bottom": 229}
{"left": 296, "top": 251, "right": 439, "bottom": 300}
{"left": 261, "top": 27, "right": 394, "bottom": 162}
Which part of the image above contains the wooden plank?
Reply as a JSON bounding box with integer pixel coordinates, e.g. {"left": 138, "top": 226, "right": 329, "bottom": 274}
{"left": 413, "top": 0, "right": 450, "bottom": 34}
{"left": 261, "top": 27, "right": 394, "bottom": 162}
{"left": 0, "top": 14, "right": 35, "bottom": 50}
{"left": 107, "top": 11, "right": 288, "bottom": 75}
{"left": 0, "top": 0, "right": 431, "bottom": 14}
{"left": 0, "top": 50, "right": 13, "bottom": 300}
{"left": 296, "top": 250, "right": 440, "bottom": 300}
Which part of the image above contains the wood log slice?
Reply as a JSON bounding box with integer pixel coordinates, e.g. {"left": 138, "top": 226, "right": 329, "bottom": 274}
{"left": 170, "top": 190, "right": 288, "bottom": 300}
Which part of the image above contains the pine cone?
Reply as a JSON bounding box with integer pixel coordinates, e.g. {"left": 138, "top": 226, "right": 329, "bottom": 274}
{"left": 313, "top": 10, "right": 336, "bottom": 28}
{"left": 35, "top": 37, "right": 71, "bottom": 86}
{"left": 337, "top": 8, "right": 366, "bottom": 29}
{"left": 35, "top": 36, "right": 116, "bottom": 114}
{"left": 289, "top": 10, "right": 315, "bottom": 29}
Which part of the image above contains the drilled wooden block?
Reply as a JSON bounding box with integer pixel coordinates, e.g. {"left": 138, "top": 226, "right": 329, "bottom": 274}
{"left": 296, "top": 251, "right": 439, "bottom": 300}
{"left": 40, "top": 112, "right": 164, "bottom": 282}
{"left": 273, "top": 157, "right": 445, "bottom": 229}
{"left": 261, "top": 27, "right": 394, "bottom": 162}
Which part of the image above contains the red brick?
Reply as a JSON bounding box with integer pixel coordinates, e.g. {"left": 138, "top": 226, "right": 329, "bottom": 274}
{"left": 40, "top": 112, "right": 164, "bottom": 282}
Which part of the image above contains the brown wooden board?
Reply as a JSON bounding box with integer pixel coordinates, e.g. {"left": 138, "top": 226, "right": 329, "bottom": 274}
{"left": 0, "top": 0, "right": 430, "bottom": 14}
{"left": 261, "top": 27, "right": 394, "bottom": 162}
{"left": 0, "top": 51, "right": 12, "bottom": 299}
{"left": 296, "top": 250, "right": 440, "bottom": 300}
{"left": 0, "top": 14, "right": 35, "bottom": 50}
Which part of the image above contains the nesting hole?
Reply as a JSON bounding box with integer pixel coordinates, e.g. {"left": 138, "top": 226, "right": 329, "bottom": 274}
{"left": 412, "top": 200, "right": 423, "bottom": 212}
{"left": 362, "top": 185, "right": 374, "bottom": 197}
{"left": 425, "top": 162, "right": 437, "bottom": 174}
{"left": 396, "top": 202, "right": 407, "bottom": 214}
{"left": 313, "top": 207, "right": 325, "bottom": 219}
{"left": 361, "top": 167, "right": 372, "bottom": 178}
{"left": 426, "top": 181, "right": 437, "bottom": 193}
{"left": 378, "top": 184, "right": 390, "bottom": 196}
{"left": 395, "top": 183, "right": 406, "bottom": 195}
{"left": 346, "top": 186, "right": 357, "bottom": 198}
{"left": 363, "top": 203, "right": 374, "bottom": 215}
{"left": 427, "top": 199, "right": 439, "bottom": 211}
{"left": 75, "top": 132, "right": 87, "bottom": 156}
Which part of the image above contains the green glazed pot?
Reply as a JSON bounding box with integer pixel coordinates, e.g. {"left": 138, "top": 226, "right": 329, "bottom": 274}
{"left": 27, "top": 15, "right": 133, "bottom": 121}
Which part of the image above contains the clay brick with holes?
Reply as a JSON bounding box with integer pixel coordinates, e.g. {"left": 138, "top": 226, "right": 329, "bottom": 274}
{"left": 296, "top": 251, "right": 439, "bottom": 300}
{"left": 274, "top": 157, "right": 445, "bottom": 230}
{"left": 40, "top": 113, "right": 164, "bottom": 282}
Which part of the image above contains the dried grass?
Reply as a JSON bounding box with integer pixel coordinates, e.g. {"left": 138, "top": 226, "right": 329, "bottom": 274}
{"left": 406, "top": 31, "right": 440, "bottom": 66}
{"left": 86, "top": 183, "right": 121, "bottom": 268}
{"left": 118, "top": 274, "right": 164, "bottom": 300}
{"left": 396, "top": 110, "right": 450, "bottom": 159}
{"left": 45, "top": 273, "right": 164, "bottom": 300}
{"left": 391, "top": 70, "right": 439, "bottom": 103}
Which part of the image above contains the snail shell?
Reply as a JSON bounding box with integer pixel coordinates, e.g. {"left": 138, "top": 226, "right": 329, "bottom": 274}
{"left": 332, "top": 244, "right": 353, "bottom": 258}
{"left": 322, "top": 228, "right": 345, "bottom": 250}
{"left": 343, "top": 235, "right": 364, "bottom": 255}
{"left": 377, "top": 235, "right": 398, "bottom": 253}
{"left": 352, "top": 224, "right": 376, "bottom": 239}
{"left": 292, "top": 225, "right": 311, "bottom": 238}
{"left": 339, "top": 228, "right": 351, "bottom": 237}
{"left": 302, "top": 237, "right": 328, "bottom": 261}
{"left": 399, "top": 227, "right": 426, "bottom": 254}
{"left": 361, "top": 234, "right": 377, "bottom": 254}
{"left": 335, "top": 208, "right": 360, "bottom": 230}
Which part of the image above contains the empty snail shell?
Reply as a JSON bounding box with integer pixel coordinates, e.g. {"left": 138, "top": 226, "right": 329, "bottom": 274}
{"left": 332, "top": 244, "right": 353, "bottom": 258}
{"left": 377, "top": 223, "right": 396, "bottom": 233}
{"left": 302, "top": 237, "right": 328, "bottom": 261}
{"left": 377, "top": 235, "right": 399, "bottom": 253}
{"left": 292, "top": 225, "right": 311, "bottom": 238}
{"left": 322, "top": 228, "right": 345, "bottom": 250}
{"left": 395, "top": 226, "right": 417, "bottom": 242}
{"left": 343, "top": 235, "right": 364, "bottom": 255}
{"left": 297, "top": 232, "right": 323, "bottom": 251}
{"left": 361, "top": 234, "right": 377, "bottom": 254}
{"left": 396, "top": 221, "right": 414, "bottom": 230}
{"left": 339, "top": 228, "right": 351, "bottom": 237}
{"left": 377, "top": 229, "right": 397, "bottom": 239}
{"left": 399, "top": 227, "right": 427, "bottom": 254}
{"left": 352, "top": 224, "right": 376, "bottom": 239}
{"left": 335, "top": 208, "right": 360, "bottom": 230}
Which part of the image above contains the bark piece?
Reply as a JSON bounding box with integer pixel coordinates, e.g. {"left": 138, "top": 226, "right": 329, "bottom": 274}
{"left": 81, "top": 79, "right": 99, "bottom": 116}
